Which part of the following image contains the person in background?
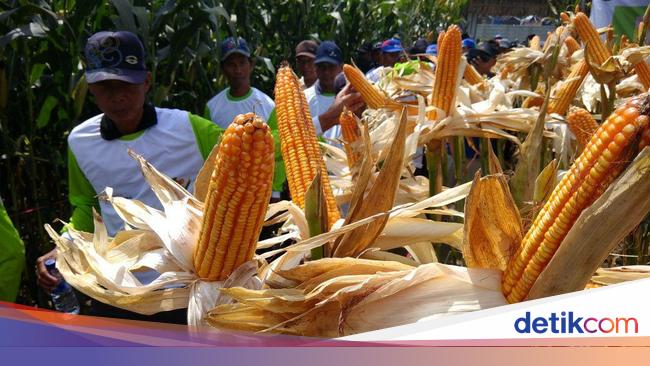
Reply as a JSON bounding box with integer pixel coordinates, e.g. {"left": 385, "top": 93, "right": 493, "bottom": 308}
{"left": 461, "top": 38, "right": 476, "bottom": 54}
{"left": 408, "top": 38, "right": 429, "bottom": 60}
{"left": 36, "top": 31, "right": 223, "bottom": 323}
{"left": 355, "top": 42, "right": 376, "bottom": 74}
{"left": 467, "top": 43, "right": 497, "bottom": 78}
{"left": 204, "top": 37, "right": 286, "bottom": 200}
{"left": 205, "top": 37, "right": 275, "bottom": 128}
{"left": 366, "top": 38, "right": 406, "bottom": 83}
{"left": 304, "top": 41, "right": 364, "bottom": 143}
{"left": 426, "top": 43, "right": 438, "bottom": 56}
{"left": 497, "top": 38, "right": 513, "bottom": 54}
{"left": 0, "top": 195, "right": 25, "bottom": 303}
{"left": 380, "top": 37, "right": 406, "bottom": 67}
{"left": 371, "top": 42, "right": 382, "bottom": 70}
{"left": 295, "top": 40, "right": 318, "bottom": 89}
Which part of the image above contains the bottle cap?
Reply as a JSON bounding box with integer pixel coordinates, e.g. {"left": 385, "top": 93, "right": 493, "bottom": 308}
{"left": 44, "top": 258, "right": 56, "bottom": 271}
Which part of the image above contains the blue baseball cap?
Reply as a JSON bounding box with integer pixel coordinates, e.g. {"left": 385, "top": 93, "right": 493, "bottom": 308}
{"left": 381, "top": 38, "right": 403, "bottom": 53}
{"left": 425, "top": 44, "right": 437, "bottom": 55}
{"left": 315, "top": 41, "right": 343, "bottom": 65}
{"left": 221, "top": 37, "right": 251, "bottom": 61}
{"left": 462, "top": 38, "right": 476, "bottom": 49}
{"left": 84, "top": 31, "right": 147, "bottom": 84}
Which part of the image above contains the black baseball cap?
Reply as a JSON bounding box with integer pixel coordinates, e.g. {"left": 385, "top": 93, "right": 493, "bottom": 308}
{"left": 84, "top": 31, "right": 147, "bottom": 84}
{"left": 315, "top": 41, "right": 343, "bottom": 65}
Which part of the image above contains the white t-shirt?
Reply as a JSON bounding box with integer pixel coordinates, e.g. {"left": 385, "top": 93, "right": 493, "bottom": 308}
{"left": 304, "top": 85, "right": 341, "bottom": 143}
{"left": 205, "top": 87, "right": 275, "bottom": 128}
{"left": 365, "top": 66, "right": 386, "bottom": 83}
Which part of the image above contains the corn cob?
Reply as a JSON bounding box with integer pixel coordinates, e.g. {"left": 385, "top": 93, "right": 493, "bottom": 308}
{"left": 547, "top": 59, "right": 589, "bottom": 116}
{"left": 641, "top": 125, "right": 650, "bottom": 150}
{"left": 437, "top": 30, "right": 446, "bottom": 49}
{"left": 560, "top": 12, "right": 571, "bottom": 24}
{"left": 342, "top": 64, "right": 400, "bottom": 110}
{"left": 529, "top": 35, "right": 541, "bottom": 51}
{"left": 464, "top": 63, "right": 484, "bottom": 85}
{"left": 503, "top": 96, "right": 650, "bottom": 303}
{"left": 274, "top": 65, "right": 340, "bottom": 227}
{"left": 430, "top": 25, "right": 462, "bottom": 120}
{"left": 564, "top": 36, "right": 581, "bottom": 58}
{"left": 635, "top": 60, "right": 650, "bottom": 90}
{"left": 339, "top": 109, "right": 361, "bottom": 169}
{"left": 567, "top": 108, "right": 600, "bottom": 148}
{"left": 498, "top": 64, "right": 513, "bottom": 80}
{"left": 573, "top": 12, "right": 612, "bottom": 66}
{"left": 193, "top": 113, "right": 275, "bottom": 281}
{"left": 522, "top": 85, "right": 545, "bottom": 109}
{"left": 620, "top": 34, "right": 630, "bottom": 50}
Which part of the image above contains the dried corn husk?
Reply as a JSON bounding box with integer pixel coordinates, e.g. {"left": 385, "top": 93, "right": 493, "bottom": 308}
{"left": 207, "top": 259, "right": 506, "bottom": 337}
{"left": 463, "top": 173, "right": 522, "bottom": 271}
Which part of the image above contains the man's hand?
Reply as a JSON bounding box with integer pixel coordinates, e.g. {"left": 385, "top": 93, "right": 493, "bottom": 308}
{"left": 36, "top": 249, "right": 59, "bottom": 293}
{"left": 318, "top": 83, "right": 365, "bottom": 133}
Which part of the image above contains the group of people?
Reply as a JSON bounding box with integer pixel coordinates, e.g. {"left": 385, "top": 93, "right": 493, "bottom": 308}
{"left": 352, "top": 33, "right": 523, "bottom": 83}
{"left": 8, "top": 28, "right": 533, "bottom": 321}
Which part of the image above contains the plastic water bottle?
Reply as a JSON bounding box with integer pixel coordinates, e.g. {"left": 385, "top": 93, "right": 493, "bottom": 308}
{"left": 45, "top": 258, "right": 80, "bottom": 314}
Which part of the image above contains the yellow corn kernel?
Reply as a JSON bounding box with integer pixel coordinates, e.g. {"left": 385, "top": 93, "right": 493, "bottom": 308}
{"left": 635, "top": 60, "right": 650, "bottom": 90}
{"left": 548, "top": 59, "right": 589, "bottom": 116}
{"left": 193, "top": 113, "right": 275, "bottom": 281}
{"left": 342, "top": 64, "right": 400, "bottom": 110}
{"left": 573, "top": 12, "right": 612, "bottom": 66}
{"left": 564, "top": 36, "right": 581, "bottom": 58}
{"left": 339, "top": 109, "right": 361, "bottom": 169}
{"left": 430, "top": 25, "right": 462, "bottom": 120}
{"left": 274, "top": 65, "right": 341, "bottom": 228}
{"left": 567, "top": 108, "right": 599, "bottom": 149}
{"left": 503, "top": 99, "right": 648, "bottom": 303}
{"left": 464, "top": 63, "right": 484, "bottom": 85}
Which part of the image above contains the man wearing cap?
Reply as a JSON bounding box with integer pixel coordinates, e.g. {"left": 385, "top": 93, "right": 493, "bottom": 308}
{"left": 36, "top": 31, "right": 222, "bottom": 323}
{"left": 467, "top": 43, "right": 497, "bottom": 78}
{"left": 408, "top": 38, "right": 429, "bottom": 60}
{"left": 366, "top": 38, "right": 405, "bottom": 83}
{"left": 205, "top": 37, "right": 275, "bottom": 129}
{"left": 462, "top": 38, "right": 476, "bottom": 54}
{"left": 204, "top": 37, "right": 286, "bottom": 199}
{"left": 355, "top": 42, "right": 376, "bottom": 74}
{"left": 304, "top": 41, "right": 363, "bottom": 143}
{"left": 295, "top": 40, "right": 318, "bottom": 89}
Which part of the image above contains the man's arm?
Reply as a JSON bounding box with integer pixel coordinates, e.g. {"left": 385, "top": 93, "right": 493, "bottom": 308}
{"left": 189, "top": 113, "right": 224, "bottom": 159}
{"left": 316, "top": 84, "right": 364, "bottom": 134}
{"left": 67, "top": 148, "right": 100, "bottom": 233}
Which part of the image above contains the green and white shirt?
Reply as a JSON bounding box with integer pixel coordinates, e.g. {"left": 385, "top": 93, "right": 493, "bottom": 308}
{"left": 204, "top": 87, "right": 275, "bottom": 129}
{"left": 68, "top": 107, "right": 222, "bottom": 236}
{"left": 205, "top": 87, "right": 286, "bottom": 194}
